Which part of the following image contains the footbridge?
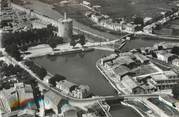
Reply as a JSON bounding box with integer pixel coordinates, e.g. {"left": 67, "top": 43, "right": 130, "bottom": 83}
{"left": 85, "top": 33, "right": 132, "bottom": 47}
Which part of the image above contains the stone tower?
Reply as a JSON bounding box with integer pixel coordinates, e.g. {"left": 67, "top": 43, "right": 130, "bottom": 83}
{"left": 58, "top": 13, "right": 73, "bottom": 42}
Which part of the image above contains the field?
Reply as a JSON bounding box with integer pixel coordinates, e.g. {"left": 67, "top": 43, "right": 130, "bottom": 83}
{"left": 37, "top": 0, "right": 178, "bottom": 34}
{"left": 38, "top": 0, "right": 177, "bottom": 18}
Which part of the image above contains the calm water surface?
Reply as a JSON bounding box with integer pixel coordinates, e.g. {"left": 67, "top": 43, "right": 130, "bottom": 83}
{"left": 33, "top": 50, "right": 116, "bottom": 96}
{"left": 33, "top": 39, "right": 162, "bottom": 117}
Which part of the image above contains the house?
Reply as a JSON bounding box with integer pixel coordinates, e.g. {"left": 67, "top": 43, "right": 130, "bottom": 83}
{"left": 56, "top": 80, "right": 76, "bottom": 94}
{"left": 113, "top": 56, "right": 136, "bottom": 69}
{"left": 113, "top": 65, "right": 131, "bottom": 78}
{"left": 91, "top": 14, "right": 103, "bottom": 23}
{"left": 136, "top": 76, "right": 158, "bottom": 93}
{"left": 0, "top": 83, "right": 36, "bottom": 111}
{"left": 82, "top": 1, "right": 91, "bottom": 6}
{"left": 134, "top": 53, "right": 150, "bottom": 64}
{"left": 44, "top": 90, "right": 63, "bottom": 114}
{"left": 123, "top": 23, "right": 136, "bottom": 33}
{"left": 82, "top": 112, "right": 100, "bottom": 117}
{"left": 164, "top": 70, "right": 178, "bottom": 79}
{"left": 121, "top": 75, "right": 143, "bottom": 94}
{"left": 63, "top": 110, "right": 78, "bottom": 117}
{"left": 172, "top": 59, "right": 179, "bottom": 67}
{"left": 0, "top": 92, "right": 11, "bottom": 114}
{"left": 156, "top": 50, "right": 177, "bottom": 63}
{"left": 2, "top": 109, "right": 36, "bottom": 117}
{"left": 143, "top": 25, "right": 153, "bottom": 34}
{"left": 71, "top": 85, "right": 90, "bottom": 99}
{"left": 144, "top": 17, "right": 152, "bottom": 24}
{"left": 151, "top": 72, "right": 179, "bottom": 90}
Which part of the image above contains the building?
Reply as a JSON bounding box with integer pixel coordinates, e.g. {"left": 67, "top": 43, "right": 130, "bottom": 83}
{"left": 121, "top": 75, "right": 141, "bottom": 94}
{"left": 134, "top": 53, "right": 150, "bottom": 64}
{"left": 172, "top": 58, "right": 179, "bottom": 67}
{"left": 144, "top": 17, "right": 152, "bottom": 24}
{"left": 1, "top": 0, "right": 10, "bottom": 8}
{"left": 56, "top": 80, "right": 76, "bottom": 94}
{"left": 82, "top": 1, "right": 91, "bottom": 7}
{"left": 58, "top": 13, "right": 73, "bottom": 42}
{"left": 56, "top": 80, "right": 89, "bottom": 98}
{"left": 137, "top": 70, "right": 179, "bottom": 92}
{"left": 0, "top": 83, "right": 36, "bottom": 111}
{"left": 44, "top": 90, "right": 63, "bottom": 114}
{"left": 2, "top": 109, "right": 36, "bottom": 117}
{"left": 0, "top": 92, "right": 11, "bottom": 114}
{"left": 122, "top": 23, "right": 136, "bottom": 33}
{"left": 63, "top": 110, "right": 78, "bottom": 117}
{"left": 71, "top": 85, "right": 90, "bottom": 99}
{"left": 113, "top": 65, "right": 131, "bottom": 78}
{"left": 156, "top": 50, "right": 177, "bottom": 63}
{"left": 82, "top": 113, "right": 100, "bottom": 117}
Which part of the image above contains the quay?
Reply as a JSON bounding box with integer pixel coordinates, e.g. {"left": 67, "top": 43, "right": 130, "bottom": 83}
{"left": 97, "top": 100, "right": 112, "bottom": 117}
{"left": 23, "top": 44, "right": 95, "bottom": 59}
{"left": 96, "top": 58, "right": 171, "bottom": 117}
{"left": 96, "top": 60, "right": 122, "bottom": 94}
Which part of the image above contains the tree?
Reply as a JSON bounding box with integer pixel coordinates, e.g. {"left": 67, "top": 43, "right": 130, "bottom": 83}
{"left": 172, "top": 83, "right": 179, "bottom": 99}
{"left": 133, "top": 16, "right": 144, "bottom": 25}
{"left": 48, "top": 39, "right": 58, "bottom": 50}
{"left": 151, "top": 51, "right": 157, "bottom": 58}
{"left": 38, "top": 67, "right": 47, "bottom": 80}
{"left": 69, "top": 85, "right": 78, "bottom": 92}
{"left": 53, "top": 74, "right": 66, "bottom": 81}
{"left": 171, "top": 46, "right": 179, "bottom": 55}
{"left": 49, "top": 74, "right": 66, "bottom": 86}
{"left": 79, "top": 35, "right": 86, "bottom": 46}
{"left": 5, "top": 43, "right": 22, "bottom": 61}
{"left": 70, "top": 39, "right": 76, "bottom": 47}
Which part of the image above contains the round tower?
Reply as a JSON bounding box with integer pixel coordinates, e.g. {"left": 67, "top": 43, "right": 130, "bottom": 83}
{"left": 58, "top": 13, "right": 73, "bottom": 42}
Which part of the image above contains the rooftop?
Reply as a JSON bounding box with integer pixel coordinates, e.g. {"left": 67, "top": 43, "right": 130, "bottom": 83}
{"left": 44, "top": 90, "right": 62, "bottom": 105}
{"left": 113, "top": 65, "right": 131, "bottom": 77}
{"left": 151, "top": 74, "right": 168, "bottom": 81}
{"left": 56, "top": 80, "right": 76, "bottom": 89}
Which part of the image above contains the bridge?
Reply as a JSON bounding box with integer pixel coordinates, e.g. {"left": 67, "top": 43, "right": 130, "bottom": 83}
{"left": 85, "top": 33, "right": 131, "bottom": 47}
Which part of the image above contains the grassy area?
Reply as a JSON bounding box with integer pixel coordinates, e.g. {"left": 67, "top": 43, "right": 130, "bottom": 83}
{"left": 39, "top": 0, "right": 177, "bottom": 18}
{"left": 37, "top": 0, "right": 178, "bottom": 36}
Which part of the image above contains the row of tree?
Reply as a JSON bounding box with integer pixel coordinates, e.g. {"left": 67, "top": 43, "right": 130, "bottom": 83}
{"left": 0, "top": 60, "right": 35, "bottom": 89}
{"left": 3, "top": 25, "right": 64, "bottom": 61}
{"left": 24, "top": 60, "right": 47, "bottom": 80}
{"left": 5, "top": 43, "right": 22, "bottom": 61}
{"left": 2, "top": 25, "right": 63, "bottom": 51}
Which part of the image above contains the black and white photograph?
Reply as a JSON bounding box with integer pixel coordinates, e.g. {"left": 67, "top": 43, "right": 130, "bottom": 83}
{"left": 1, "top": 0, "right": 179, "bottom": 117}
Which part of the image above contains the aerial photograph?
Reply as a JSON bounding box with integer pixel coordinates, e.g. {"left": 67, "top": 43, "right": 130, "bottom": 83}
{"left": 1, "top": 0, "right": 179, "bottom": 117}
